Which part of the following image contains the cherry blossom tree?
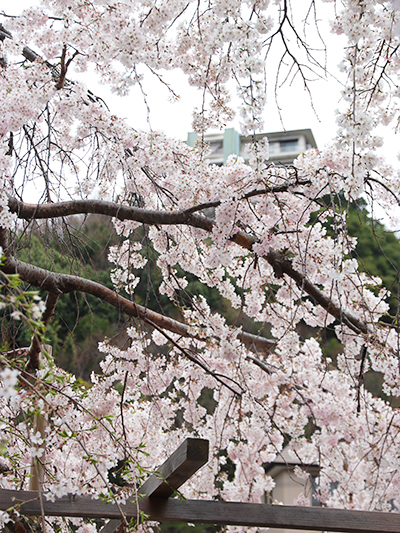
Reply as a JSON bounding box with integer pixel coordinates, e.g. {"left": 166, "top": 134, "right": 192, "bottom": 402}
{"left": 1, "top": 0, "right": 400, "bottom": 531}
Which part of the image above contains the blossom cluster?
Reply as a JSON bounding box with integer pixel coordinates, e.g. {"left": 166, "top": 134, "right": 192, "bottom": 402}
{"left": 1, "top": 1, "right": 400, "bottom": 532}
{"left": 0, "top": 368, "right": 19, "bottom": 399}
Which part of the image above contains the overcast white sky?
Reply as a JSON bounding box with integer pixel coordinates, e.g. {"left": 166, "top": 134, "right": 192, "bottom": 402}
{"left": 103, "top": 60, "right": 343, "bottom": 149}
{"left": 10, "top": 0, "right": 345, "bottom": 149}
{"left": 8, "top": 1, "right": 400, "bottom": 161}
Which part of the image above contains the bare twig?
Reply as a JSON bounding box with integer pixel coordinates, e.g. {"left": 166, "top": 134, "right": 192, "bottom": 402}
{"left": 145, "top": 317, "right": 244, "bottom": 397}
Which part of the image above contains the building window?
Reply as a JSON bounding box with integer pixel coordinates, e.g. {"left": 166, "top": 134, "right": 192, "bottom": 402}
{"left": 208, "top": 140, "right": 223, "bottom": 158}
{"left": 279, "top": 139, "right": 299, "bottom": 152}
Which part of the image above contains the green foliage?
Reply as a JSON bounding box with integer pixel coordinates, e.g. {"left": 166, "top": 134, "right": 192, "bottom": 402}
{"left": 312, "top": 196, "right": 400, "bottom": 316}
{"left": 0, "top": 261, "right": 46, "bottom": 354}
{"left": 12, "top": 201, "right": 400, "bottom": 387}
{"left": 14, "top": 222, "right": 124, "bottom": 378}
{"left": 346, "top": 202, "right": 400, "bottom": 315}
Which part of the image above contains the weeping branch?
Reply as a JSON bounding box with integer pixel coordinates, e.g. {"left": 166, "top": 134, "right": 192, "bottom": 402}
{"left": 0, "top": 243, "right": 275, "bottom": 354}
{"left": 146, "top": 317, "right": 244, "bottom": 396}
{"left": 7, "top": 196, "right": 371, "bottom": 338}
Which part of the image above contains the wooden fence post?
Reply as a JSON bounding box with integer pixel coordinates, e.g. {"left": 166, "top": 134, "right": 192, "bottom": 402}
{"left": 29, "top": 344, "right": 51, "bottom": 492}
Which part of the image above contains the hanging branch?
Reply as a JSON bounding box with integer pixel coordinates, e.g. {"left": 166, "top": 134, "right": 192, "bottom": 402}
{"left": 0, "top": 243, "right": 275, "bottom": 354}
{"left": 356, "top": 345, "right": 368, "bottom": 414}
{"left": 145, "top": 317, "right": 244, "bottom": 397}
{"left": 7, "top": 196, "right": 371, "bottom": 338}
{"left": 26, "top": 292, "right": 60, "bottom": 372}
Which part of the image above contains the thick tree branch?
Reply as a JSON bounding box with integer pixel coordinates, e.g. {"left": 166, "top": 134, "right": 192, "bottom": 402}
{"left": 7, "top": 196, "right": 370, "bottom": 338}
{"left": 0, "top": 252, "right": 275, "bottom": 353}
{"left": 8, "top": 196, "right": 200, "bottom": 225}
{"left": 266, "top": 249, "right": 369, "bottom": 335}
{"left": 8, "top": 183, "right": 309, "bottom": 223}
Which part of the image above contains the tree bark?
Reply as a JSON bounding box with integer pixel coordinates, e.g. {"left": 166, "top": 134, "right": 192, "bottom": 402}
{"left": 7, "top": 196, "right": 371, "bottom": 337}
{"left": 0, "top": 247, "right": 275, "bottom": 353}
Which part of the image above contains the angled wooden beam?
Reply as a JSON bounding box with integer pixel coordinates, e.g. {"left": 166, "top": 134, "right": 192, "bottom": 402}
{"left": 1, "top": 489, "right": 400, "bottom": 533}
{"left": 100, "top": 438, "right": 209, "bottom": 533}
{"left": 138, "top": 437, "right": 209, "bottom": 498}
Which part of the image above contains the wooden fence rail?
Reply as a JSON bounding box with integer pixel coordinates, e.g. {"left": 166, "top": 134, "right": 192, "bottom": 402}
{"left": 1, "top": 489, "right": 400, "bottom": 533}
{"left": 1, "top": 438, "right": 400, "bottom": 532}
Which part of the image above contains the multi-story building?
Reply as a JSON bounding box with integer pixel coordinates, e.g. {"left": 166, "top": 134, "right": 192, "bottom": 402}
{"left": 186, "top": 127, "right": 317, "bottom": 166}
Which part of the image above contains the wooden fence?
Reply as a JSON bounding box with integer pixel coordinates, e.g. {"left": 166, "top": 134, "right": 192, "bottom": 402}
{"left": 1, "top": 438, "right": 399, "bottom": 533}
